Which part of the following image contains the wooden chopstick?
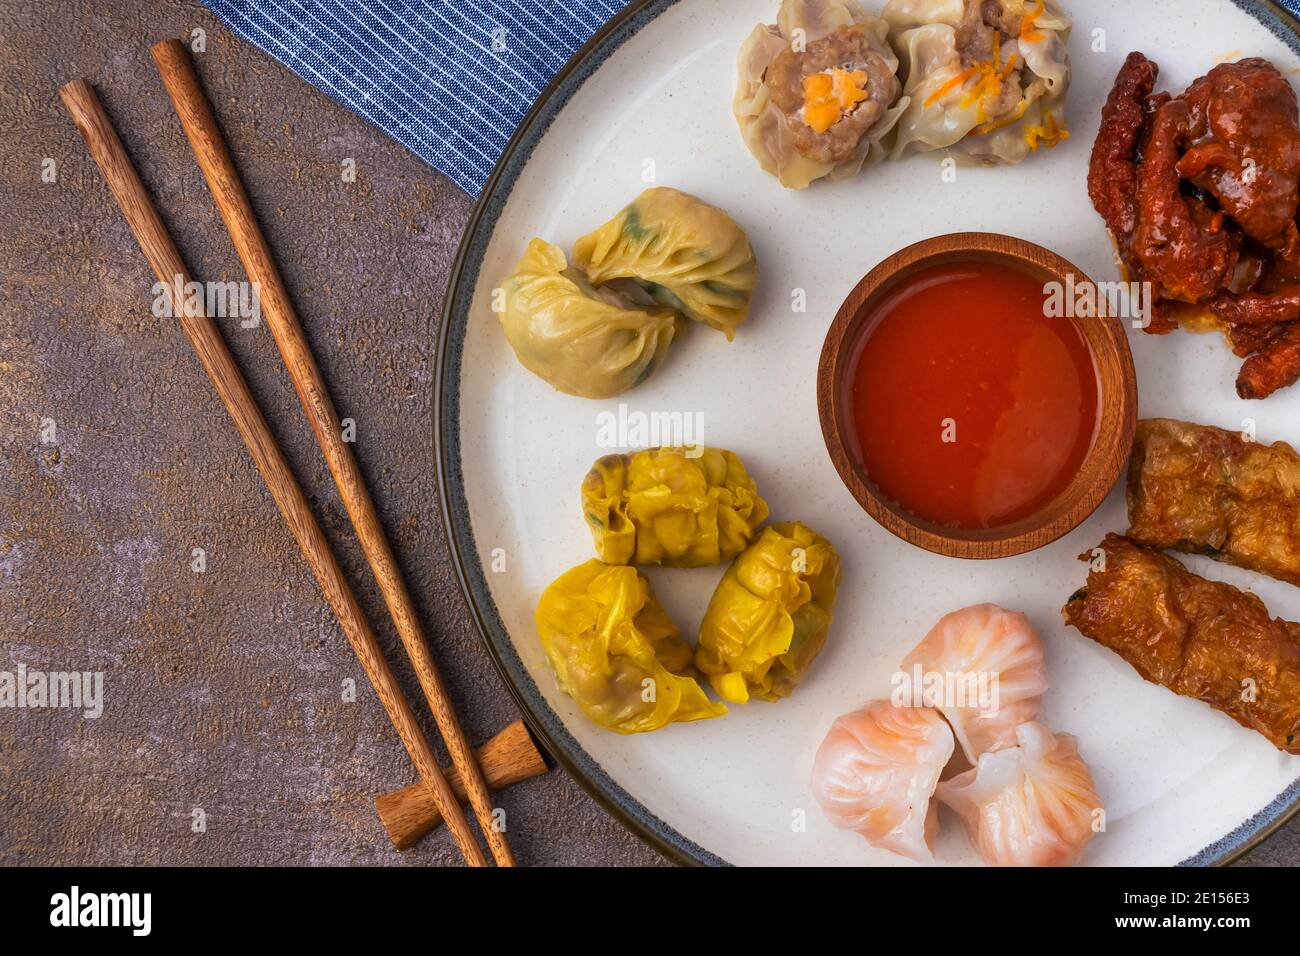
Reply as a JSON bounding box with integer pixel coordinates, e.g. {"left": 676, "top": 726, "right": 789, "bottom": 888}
{"left": 148, "top": 39, "right": 516, "bottom": 867}
{"left": 59, "top": 78, "right": 489, "bottom": 868}
{"left": 375, "top": 720, "right": 547, "bottom": 851}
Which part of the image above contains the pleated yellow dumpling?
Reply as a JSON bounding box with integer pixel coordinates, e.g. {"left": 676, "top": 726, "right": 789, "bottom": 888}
{"left": 695, "top": 521, "right": 841, "bottom": 703}
{"left": 582, "top": 447, "right": 769, "bottom": 568}
{"left": 535, "top": 560, "right": 726, "bottom": 734}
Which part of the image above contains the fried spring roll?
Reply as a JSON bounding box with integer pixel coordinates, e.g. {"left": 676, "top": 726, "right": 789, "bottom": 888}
{"left": 1127, "top": 418, "right": 1300, "bottom": 587}
{"left": 1063, "top": 534, "right": 1300, "bottom": 754}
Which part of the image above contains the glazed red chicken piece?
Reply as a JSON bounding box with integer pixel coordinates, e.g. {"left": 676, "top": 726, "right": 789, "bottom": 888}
{"left": 1131, "top": 96, "right": 1239, "bottom": 305}
{"left": 1177, "top": 59, "right": 1300, "bottom": 252}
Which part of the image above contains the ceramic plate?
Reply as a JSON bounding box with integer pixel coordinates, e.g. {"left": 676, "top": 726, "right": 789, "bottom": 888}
{"left": 436, "top": 0, "right": 1300, "bottom": 865}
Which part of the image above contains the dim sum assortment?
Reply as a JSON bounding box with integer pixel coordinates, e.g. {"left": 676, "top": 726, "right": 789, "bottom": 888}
{"left": 812, "top": 603, "right": 1100, "bottom": 865}
{"left": 582, "top": 447, "right": 768, "bottom": 567}
{"left": 494, "top": 0, "right": 1300, "bottom": 866}
{"left": 810, "top": 701, "right": 953, "bottom": 863}
{"left": 535, "top": 560, "right": 726, "bottom": 734}
{"left": 695, "top": 521, "right": 842, "bottom": 703}
{"left": 498, "top": 189, "right": 755, "bottom": 397}
{"left": 733, "top": 0, "right": 1071, "bottom": 188}
{"left": 537, "top": 450, "right": 839, "bottom": 733}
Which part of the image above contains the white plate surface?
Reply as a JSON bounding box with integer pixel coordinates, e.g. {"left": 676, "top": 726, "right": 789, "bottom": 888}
{"left": 453, "top": 0, "right": 1300, "bottom": 865}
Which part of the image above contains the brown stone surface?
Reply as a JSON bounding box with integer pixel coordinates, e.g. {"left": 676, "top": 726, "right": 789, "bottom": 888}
{"left": 0, "top": 0, "right": 1295, "bottom": 868}
{"left": 0, "top": 0, "right": 664, "bottom": 867}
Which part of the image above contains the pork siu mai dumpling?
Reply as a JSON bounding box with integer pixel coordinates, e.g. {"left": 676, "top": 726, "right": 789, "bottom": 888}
{"left": 811, "top": 701, "right": 955, "bottom": 863}
{"left": 582, "top": 447, "right": 769, "bottom": 567}
{"left": 499, "top": 238, "right": 682, "bottom": 399}
{"left": 900, "top": 604, "right": 1048, "bottom": 763}
{"left": 535, "top": 560, "right": 726, "bottom": 734}
{"left": 695, "top": 522, "right": 841, "bottom": 702}
{"left": 882, "top": 0, "right": 1071, "bottom": 164}
{"left": 936, "top": 721, "right": 1104, "bottom": 866}
{"left": 735, "top": 0, "right": 908, "bottom": 188}
{"left": 571, "top": 188, "right": 757, "bottom": 340}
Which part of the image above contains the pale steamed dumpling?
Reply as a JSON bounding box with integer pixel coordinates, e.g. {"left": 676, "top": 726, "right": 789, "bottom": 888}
{"left": 882, "top": 0, "right": 1071, "bottom": 164}
{"left": 899, "top": 603, "right": 1048, "bottom": 763}
{"left": 498, "top": 238, "right": 682, "bottom": 399}
{"left": 936, "top": 721, "right": 1103, "bottom": 866}
{"left": 734, "top": 0, "right": 908, "bottom": 188}
{"left": 810, "top": 700, "right": 954, "bottom": 863}
{"left": 572, "top": 187, "right": 757, "bottom": 340}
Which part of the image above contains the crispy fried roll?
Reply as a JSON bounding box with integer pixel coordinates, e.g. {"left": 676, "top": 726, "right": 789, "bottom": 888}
{"left": 1063, "top": 534, "right": 1300, "bottom": 754}
{"left": 1127, "top": 418, "right": 1300, "bottom": 586}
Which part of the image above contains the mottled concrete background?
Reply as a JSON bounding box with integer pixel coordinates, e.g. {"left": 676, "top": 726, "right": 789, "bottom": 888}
{"left": 0, "top": 0, "right": 663, "bottom": 867}
{"left": 0, "top": 1, "right": 1294, "bottom": 867}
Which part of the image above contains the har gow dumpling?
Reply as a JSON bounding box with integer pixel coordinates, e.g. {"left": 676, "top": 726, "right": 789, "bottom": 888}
{"left": 535, "top": 560, "right": 727, "bottom": 734}
{"left": 583, "top": 447, "right": 769, "bottom": 568}
{"left": 734, "top": 0, "right": 908, "bottom": 189}
{"left": 899, "top": 604, "right": 1048, "bottom": 763}
{"left": 572, "top": 187, "right": 757, "bottom": 340}
{"left": 695, "top": 521, "right": 841, "bottom": 703}
{"left": 882, "top": 0, "right": 1071, "bottom": 164}
{"left": 936, "top": 721, "right": 1103, "bottom": 866}
{"left": 811, "top": 700, "right": 954, "bottom": 863}
{"left": 499, "top": 238, "right": 682, "bottom": 399}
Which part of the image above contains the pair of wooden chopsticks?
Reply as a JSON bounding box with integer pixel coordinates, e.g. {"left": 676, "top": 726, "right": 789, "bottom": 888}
{"left": 61, "top": 40, "right": 514, "bottom": 867}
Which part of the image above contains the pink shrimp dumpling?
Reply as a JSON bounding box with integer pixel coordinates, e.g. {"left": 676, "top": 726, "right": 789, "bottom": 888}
{"left": 937, "top": 721, "right": 1104, "bottom": 867}
{"left": 810, "top": 700, "right": 954, "bottom": 864}
{"left": 900, "top": 603, "right": 1048, "bottom": 763}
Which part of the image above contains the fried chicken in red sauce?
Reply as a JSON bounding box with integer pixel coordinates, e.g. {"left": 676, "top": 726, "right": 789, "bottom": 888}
{"left": 1213, "top": 284, "right": 1300, "bottom": 325}
{"left": 1177, "top": 59, "right": 1300, "bottom": 252}
{"left": 1133, "top": 96, "right": 1240, "bottom": 304}
{"left": 1240, "top": 321, "right": 1300, "bottom": 398}
{"left": 1088, "top": 53, "right": 1300, "bottom": 397}
{"left": 1088, "top": 52, "right": 1158, "bottom": 249}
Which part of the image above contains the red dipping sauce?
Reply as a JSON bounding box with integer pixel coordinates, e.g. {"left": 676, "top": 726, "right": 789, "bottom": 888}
{"left": 847, "top": 260, "right": 1099, "bottom": 530}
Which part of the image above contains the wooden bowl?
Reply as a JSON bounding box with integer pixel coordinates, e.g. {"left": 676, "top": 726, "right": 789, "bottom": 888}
{"left": 816, "top": 232, "right": 1138, "bottom": 560}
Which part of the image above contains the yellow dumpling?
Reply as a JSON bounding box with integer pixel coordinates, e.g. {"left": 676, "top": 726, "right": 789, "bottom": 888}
{"left": 695, "top": 522, "right": 841, "bottom": 703}
{"left": 572, "top": 187, "right": 757, "bottom": 340}
{"left": 535, "top": 560, "right": 726, "bottom": 734}
{"left": 499, "top": 238, "right": 682, "bottom": 399}
{"left": 582, "top": 447, "right": 769, "bottom": 567}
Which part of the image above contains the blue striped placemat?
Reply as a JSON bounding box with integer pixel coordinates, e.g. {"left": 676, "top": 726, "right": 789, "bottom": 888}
{"left": 204, "top": 0, "right": 1300, "bottom": 197}
{"left": 203, "top": 0, "right": 625, "bottom": 196}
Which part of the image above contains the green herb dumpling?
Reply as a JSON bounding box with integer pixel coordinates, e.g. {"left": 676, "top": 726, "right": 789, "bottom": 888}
{"left": 535, "top": 560, "right": 726, "bottom": 734}
{"left": 572, "top": 188, "right": 758, "bottom": 340}
{"left": 499, "top": 238, "right": 683, "bottom": 399}
{"left": 582, "top": 447, "right": 769, "bottom": 567}
{"left": 695, "top": 522, "right": 841, "bottom": 703}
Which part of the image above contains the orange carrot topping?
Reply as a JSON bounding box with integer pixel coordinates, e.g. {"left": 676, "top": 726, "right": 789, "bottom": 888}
{"left": 1020, "top": 0, "right": 1047, "bottom": 43}
{"left": 924, "top": 66, "right": 976, "bottom": 107}
{"left": 802, "top": 68, "right": 870, "bottom": 133}
{"left": 1024, "top": 108, "right": 1070, "bottom": 150}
